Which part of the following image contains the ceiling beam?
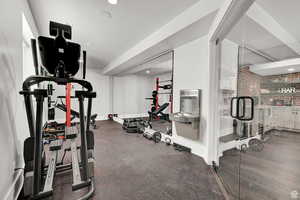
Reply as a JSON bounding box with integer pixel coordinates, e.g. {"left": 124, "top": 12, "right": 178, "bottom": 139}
{"left": 123, "top": 61, "right": 172, "bottom": 76}
{"left": 249, "top": 57, "right": 300, "bottom": 76}
{"left": 247, "top": 3, "right": 300, "bottom": 55}
{"left": 208, "top": 0, "right": 255, "bottom": 42}
{"left": 102, "top": 0, "right": 222, "bottom": 75}
{"left": 121, "top": 51, "right": 172, "bottom": 75}
{"left": 242, "top": 45, "right": 277, "bottom": 62}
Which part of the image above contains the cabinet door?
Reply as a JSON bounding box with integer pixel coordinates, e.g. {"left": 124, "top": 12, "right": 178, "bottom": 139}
{"left": 294, "top": 110, "right": 300, "bottom": 130}
{"left": 271, "top": 108, "right": 279, "bottom": 127}
{"left": 286, "top": 108, "right": 293, "bottom": 129}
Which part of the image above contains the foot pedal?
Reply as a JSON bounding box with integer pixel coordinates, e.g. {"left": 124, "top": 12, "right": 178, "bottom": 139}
{"left": 42, "top": 149, "right": 58, "bottom": 196}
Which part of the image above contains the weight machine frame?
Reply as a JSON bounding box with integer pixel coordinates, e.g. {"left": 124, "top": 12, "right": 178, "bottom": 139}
{"left": 21, "top": 76, "right": 96, "bottom": 200}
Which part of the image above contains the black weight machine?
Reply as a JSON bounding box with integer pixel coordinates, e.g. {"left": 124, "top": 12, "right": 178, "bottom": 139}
{"left": 146, "top": 78, "right": 173, "bottom": 122}
{"left": 20, "top": 21, "right": 96, "bottom": 199}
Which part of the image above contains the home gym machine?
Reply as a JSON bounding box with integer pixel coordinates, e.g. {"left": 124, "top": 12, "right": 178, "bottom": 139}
{"left": 146, "top": 77, "right": 173, "bottom": 121}
{"left": 20, "top": 21, "right": 96, "bottom": 199}
{"left": 55, "top": 99, "right": 98, "bottom": 129}
{"left": 45, "top": 48, "right": 98, "bottom": 129}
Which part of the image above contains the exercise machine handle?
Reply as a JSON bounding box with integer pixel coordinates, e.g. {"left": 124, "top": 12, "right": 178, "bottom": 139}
{"left": 231, "top": 96, "right": 254, "bottom": 121}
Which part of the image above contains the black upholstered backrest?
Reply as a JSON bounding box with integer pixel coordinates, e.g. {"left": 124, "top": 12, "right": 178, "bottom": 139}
{"left": 37, "top": 21, "right": 80, "bottom": 77}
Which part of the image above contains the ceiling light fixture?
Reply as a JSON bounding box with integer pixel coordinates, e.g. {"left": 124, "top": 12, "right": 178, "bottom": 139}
{"left": 146, "top": 70, "right": 151, "bottom": 74}
{"left": 102, "top": 10, "right": 112, "bottom": 18}
{"left": 108, "top": 0, "right": 118, "bottom": 5}
{"left": 288, "top": 68, "right": 295, "bottom": 72}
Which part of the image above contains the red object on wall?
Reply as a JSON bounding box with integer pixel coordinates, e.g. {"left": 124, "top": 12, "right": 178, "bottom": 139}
{"left": 66, "top": 83, "right": 72, "bottom": 127}
{"left": 156, "top": 77, "right": 159, "bottom": 110}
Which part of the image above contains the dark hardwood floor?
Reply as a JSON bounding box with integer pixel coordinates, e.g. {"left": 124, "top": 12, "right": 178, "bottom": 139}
{"left": 151, "top": 119, "right": 172, "bottom": 134}
{"left": 219, "top": 130, "right": 300, "bottom": 200}
{"left": 29, "top": 120, "right": 224, "bottom": 200}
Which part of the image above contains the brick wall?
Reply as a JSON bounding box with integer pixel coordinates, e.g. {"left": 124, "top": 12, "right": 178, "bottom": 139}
{"left": 238, "top": 66, "right": 262, "bottom": 97}
{"left": 238, "top": 67, "right": 300, "bottom": 106}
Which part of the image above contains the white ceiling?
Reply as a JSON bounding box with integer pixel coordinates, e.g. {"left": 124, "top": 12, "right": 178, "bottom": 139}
{"left": 112, "top": 11, "right": 217, "bottom": 75}
{"left": 28, "top": 0, "right": 198, "bottom": 69}
{"left": 28, "top": 0, "right": 300, "bottom": 77}
{"left": 109, "top": 0, "right": 300, "bottom": 75}
{"left": 256, "top": 0, "right": 300, "bottom": 40}
{"left": 226, "top": 0, "right": 300, "bottom": 68}
{"left": 227, "top": 15, "right": 299, "bottom": 66}
{"left": 127, "top": 10, "right": 215, "bottom": 77}
{"left": 228, "top": 0, "right": 300, "bottom": 76}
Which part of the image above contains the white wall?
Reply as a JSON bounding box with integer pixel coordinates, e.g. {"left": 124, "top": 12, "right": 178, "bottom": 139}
{"left": 172, "top": 36, "right": 239, "bottom": 164}
{"left": 172, "top": 36, "right": 210, "bottom": 163}
{"left": 112, "top": 75, "right": 153, "bottom": 115}
{"left": 85, "top": 69, "right": 112, "bottom": 119}
{"left": 0, "top": 0, "right": 25, "bottom": 199}
{"left": 0, "top": 1, "right": 42, "bottom": 198}
{"left": 111, "top": 72, "right": 173, "bottom": 116}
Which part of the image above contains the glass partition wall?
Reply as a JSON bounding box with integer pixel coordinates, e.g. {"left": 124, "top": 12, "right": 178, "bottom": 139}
{"left": 216, "top": 1, "right": 300, "bottom": 199}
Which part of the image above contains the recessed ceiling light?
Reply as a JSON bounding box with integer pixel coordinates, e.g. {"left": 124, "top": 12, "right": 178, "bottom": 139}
{"left": 108, "top": 0, "right": 118, "bottom": 5}
{"left": 288, "top": 68, "right": 295, "bottom": 72}
{"left": 146, "top": 70, "right": 151, "bottom": 74}
{"left": 102, "top": 10, "right": 112, "bottom": 18}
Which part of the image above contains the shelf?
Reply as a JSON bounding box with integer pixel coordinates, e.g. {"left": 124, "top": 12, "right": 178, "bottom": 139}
{"left": 221, "top": 89, "right": 235, "bottom": 94}
{"left": 260, "top": 92, "right": 300, "bottom": 96}
{"left": 261, "top": 81, "right": 299, "bottom": 87}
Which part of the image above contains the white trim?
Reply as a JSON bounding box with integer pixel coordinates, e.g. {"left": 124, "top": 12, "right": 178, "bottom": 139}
{"left": 113, "top": 116, "right": 124, "bottom": 124}
{"left": 208, "top": 0, "right": 255, "bottom": 165}
{"left": 53, "top": 115, "right": 109, "bottom": 123}
{"left": 208, "top": 41, "right": 222, "bottom": 165}
{"left": 116, "top": 113, "right": 149, "bottom": 119}
{"left": 96, "top": 115, "right": 109, "bottom": 121}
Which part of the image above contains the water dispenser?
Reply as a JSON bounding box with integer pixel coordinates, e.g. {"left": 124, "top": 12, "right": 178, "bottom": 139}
{"left": 170, "top": 89, "right": 201, "bottom": 140}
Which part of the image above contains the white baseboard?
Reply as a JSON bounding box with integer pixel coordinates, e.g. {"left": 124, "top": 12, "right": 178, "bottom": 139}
{"left": 116, "top": 113, "right": 149, "bottom": 119}
{"left": 96, "top": 115, "right": 109, "bottom": 121}
{"left": 113, "top": 116, "right": 124, "bottom": 124}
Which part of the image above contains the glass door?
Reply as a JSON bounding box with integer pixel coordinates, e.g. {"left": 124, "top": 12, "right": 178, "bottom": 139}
{"left": 216, "top": 1, "right": 300, "bottom": 199}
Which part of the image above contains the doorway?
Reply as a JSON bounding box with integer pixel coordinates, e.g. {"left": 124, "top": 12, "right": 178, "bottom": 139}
{"left": 213, "top": 1, "right": 300, "bottom": 199}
